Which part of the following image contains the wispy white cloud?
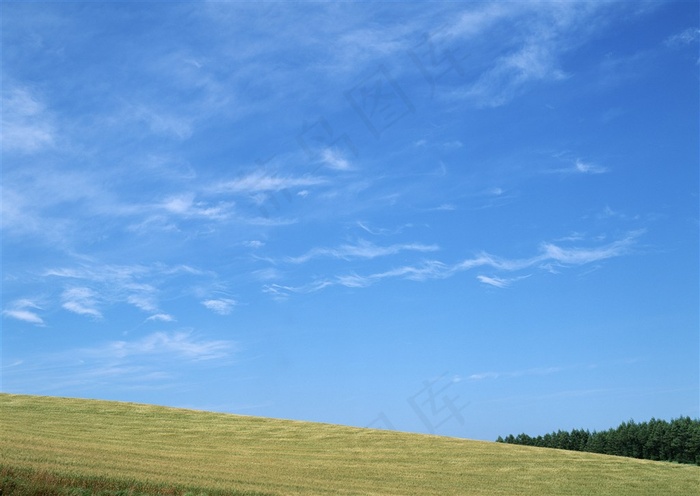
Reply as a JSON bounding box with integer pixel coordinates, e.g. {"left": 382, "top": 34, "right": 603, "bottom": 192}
{"left": 3, "top": 309, "right": 45, "bottom": 326}
{"left": 126, "top": 293, "right": 159, "bottom": 313}
{"left": 214, "top": 171, "right": 327, "bottom": 194}
{"left": 356, "top": 222, "right": 411, "bottom": 236}
{"left": 466, "top": 366, "right": 564, "bottom": 381}
{"left": 665, "top": 27, "right": 700, "bottom": 47}
{"left": 105, "top": 331, "right": 232, "bottom": 361}
{"left": 538, "top": 233, "right": 636, "bottom": 265}
{"left": 335, "top": 274, "right": 374, "bottom": 288}
{"left": 146, "top": 313, "right": 176, "bottom": 322}
{"left": 264, "top": 261, "right": 451, "bottom": 297}
{"left": 2, "top": 299, "right": 45, "bottom": 326}
{"left": 477, "top": 275, "right": 517, "bottom": 288}
{"left": 287, "top": 239, "right": 439, "bottom": 264}
{"left": 244, "top": 240, "right": 265, "bottom": 249}
{"left": 61, "top": 287, "right": 102, "bottom": 318}
{"left": 243, "top": 215, "right": 300, "bottom": 227}
{"left": 45, "top": 265, "right": 149, "bottom": 282}
{"left": 544, "top": 158, "right": 609, "bottom": 175}
{"left": 368, "top": 260, "right": 451, "bottom": 282}
{"left": 443, "top": 2, "right": 620, "bottom": 107}
{"left": 598, "top": 206, "right": 639, "bottom": 222}
{"left": 265, "top": 231, "right": 642, "bottom": 297}
{"left": 263, "top": 280, "right": 334, "bottom": 298}
{"left": 44, "top": 262, "right": 215, "bottom": 320}
{"left": 3, "top": 330, "right": 236, "bottom": 394}
{"left": 1, "top": 86, "right": 55, "bottom": 153}
{"left": 126, "top": 103, "right": 193, "bottom": 140}
{"left": 319, "top": 147, "right": 353, "bottom": 171}
{"left": 463, "top": 41, "right": 569, "bottom": 107}
{"left": 438, "top": 2, "right": 512, "bottom": 41}
{"left": 202, "top": 298, "right": 238, "bottom": 315}
{"left": 159, "top": 193, "right": 233, "bottom": 220}
{"left": 574, "top": 159, "right": 607, "bottom": 174}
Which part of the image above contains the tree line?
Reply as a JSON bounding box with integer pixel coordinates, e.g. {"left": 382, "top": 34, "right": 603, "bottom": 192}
{"left": 496, "top": 416, "right": 700, "bottom": 465}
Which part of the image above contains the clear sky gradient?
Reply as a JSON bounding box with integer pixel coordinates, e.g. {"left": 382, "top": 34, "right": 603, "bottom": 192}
{"left": 2, "top": 1, "right": 698, "bottom": 441}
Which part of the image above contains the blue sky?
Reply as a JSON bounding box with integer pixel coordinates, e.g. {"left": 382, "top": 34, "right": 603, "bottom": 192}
{"left": 2, "top": 1, "right": 698, "bottom": 441}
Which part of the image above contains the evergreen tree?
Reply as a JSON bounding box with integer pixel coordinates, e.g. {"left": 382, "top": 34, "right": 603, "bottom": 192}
{"left": 497, "top": 416, "right": 700, "bottom": 465}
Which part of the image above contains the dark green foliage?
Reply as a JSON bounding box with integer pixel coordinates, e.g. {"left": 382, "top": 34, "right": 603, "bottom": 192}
{"left": 496, "top": 416, "right": 700, "bottom": 465}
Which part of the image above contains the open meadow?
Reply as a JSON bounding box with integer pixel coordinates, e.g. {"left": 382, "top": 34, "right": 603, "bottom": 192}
{"left": 1, "top": 393, "right": 697, "bottom": 495}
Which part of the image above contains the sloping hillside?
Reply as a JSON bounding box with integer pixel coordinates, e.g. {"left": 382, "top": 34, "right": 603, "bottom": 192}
{"left": 1, "top": 394, "right": 697, "bottom": 495}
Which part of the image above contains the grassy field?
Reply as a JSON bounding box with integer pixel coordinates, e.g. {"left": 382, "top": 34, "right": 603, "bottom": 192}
{"left": 1, "top": 393, "right": 697, "bottom": 495}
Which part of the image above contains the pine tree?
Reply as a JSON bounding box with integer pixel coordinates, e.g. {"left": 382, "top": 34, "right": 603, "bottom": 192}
{"left": 496, "top": 416, "right": 699, "bottom": 464}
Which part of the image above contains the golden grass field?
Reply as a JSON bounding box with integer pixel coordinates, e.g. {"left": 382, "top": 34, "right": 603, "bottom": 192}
{"left": 1, "top": 393, "right": 697, "bottom": 495}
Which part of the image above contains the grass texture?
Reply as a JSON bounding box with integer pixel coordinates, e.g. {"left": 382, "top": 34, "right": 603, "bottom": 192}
{"left": 1, "top": 393, "right": 697, "bottom": 495}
